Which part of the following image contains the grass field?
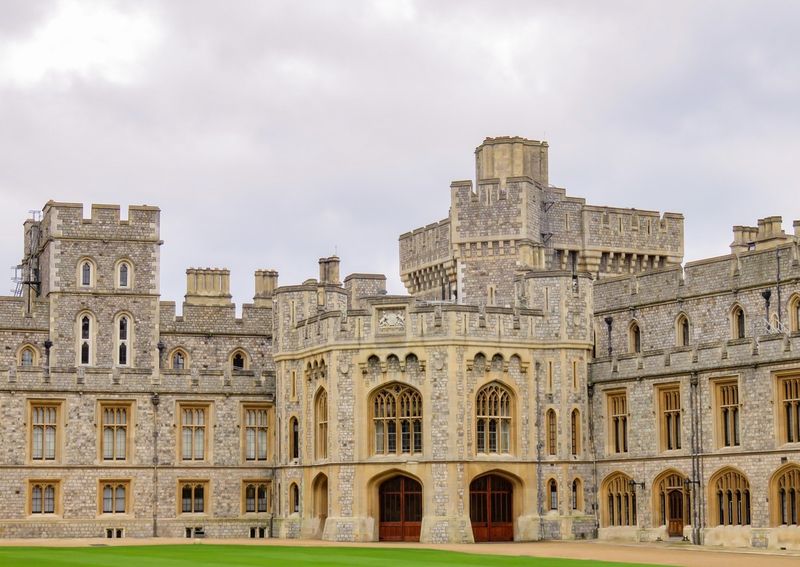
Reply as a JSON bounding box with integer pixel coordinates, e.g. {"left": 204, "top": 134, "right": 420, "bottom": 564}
{"left": 0, "top": 544, "right": 664, "bottom": 567}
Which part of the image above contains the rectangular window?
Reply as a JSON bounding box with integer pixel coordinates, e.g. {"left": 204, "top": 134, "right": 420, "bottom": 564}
{"left": 30, "top": 402, "right": 61, "bottom": 462}
{"left": 179, "top": 481, "right": 208, "bottom": 514}
{"left": 100, "top": 404, "right": 131, "bottom": 461}
{"left": 658, "top": 385, "right": 682, "bottom": 451}
{"left": 99, "top": 480, "right": 130, "bottom": 514}
{"left": 179, "top": 404, "right": 210, "bottom": 462}
{"left": 29, "top": 480, "right": 60, "bottom": 515}
{"left": 608, "top": 392, "right": 628, "bottom": 454}
{"left": 714, "top": 380, "right": 740, "bottom": 448}
{"left": 243, "top": 481, "right": 271, "bottom": 514}
{"left": 243, "top": 406, "right": 270, "bottom": 462}
{"left": 779, "top": 375, "right": 800, "bottom": 443}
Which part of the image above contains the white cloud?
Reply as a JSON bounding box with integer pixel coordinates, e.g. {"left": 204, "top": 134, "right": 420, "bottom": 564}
{"left": 0, "top": 0, "right": 161, "bottom": 86}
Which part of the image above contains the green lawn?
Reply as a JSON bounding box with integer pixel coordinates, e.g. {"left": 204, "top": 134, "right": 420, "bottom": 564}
{"left": 0, "top": 544, "right": 663, "bottom": 567}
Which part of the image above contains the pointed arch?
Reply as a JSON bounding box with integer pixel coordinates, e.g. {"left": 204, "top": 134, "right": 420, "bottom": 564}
{"left": 789, "top": 294, "right": 800, "bottom": 333}
{"left": 76, "top": 310, "right": 96, "bottom": 366}
{"left": 570, "top": 408, "right": 581, "bottom": 456}
{"left": 546, "top": 408, "right": 557, "bottom": 456}
{"left": 113, "top": 311, "right": 133, "bottom": 367}
{"left": 230, "top": 348, "right": 250, "bottom": 371}
{"left": 314, "top": 387, "right": 328, "bottom": 460}
{"left": 770, "top": 463, "right": 800, "bottom": 526}
{"left": 169, "top": 347, "right": 189, "bottom": 370}
{"left": 730, "top": 304, "right": 746, "bottom": 339}
{"left": 600, "top": 472, "right": 636, "bottom": 527}
{"left": 475, "top": 381, "right": 513, "bottom": 454}
{"left": 17, "top": 344, "right": 39, "bottom": 367}
{"left": 675, "top": 313, "right": 690, "bottom": 347}
{"left": 628, "top": 320, "right": 641, "bottom": 353}
{"left": 571, "top": 477, "right": 584, "bottom": 512}
{"left": 708, "top": 467, "right": 750, "bottom": 526}
{"left": 370, "top": 382, "right": 422, "bottom": 455}
{"left": 651, "top": 469, "right": 689, "bottom": 532}
{"left": 77, "top": 257, "right": 96, "bottom": 288}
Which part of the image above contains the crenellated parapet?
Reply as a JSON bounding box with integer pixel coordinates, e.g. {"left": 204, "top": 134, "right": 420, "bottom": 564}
{"left": 40, "top": 201, "right": 160, "bottom": 242}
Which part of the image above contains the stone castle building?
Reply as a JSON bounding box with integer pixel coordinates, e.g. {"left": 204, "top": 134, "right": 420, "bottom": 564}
{"left": 1, "top": 136, "right": 799, "bottom": 549}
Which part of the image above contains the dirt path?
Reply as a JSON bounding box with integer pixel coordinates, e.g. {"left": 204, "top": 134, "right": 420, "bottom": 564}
{"left": 0, "top": 537, "right": 798, "bottom": 566}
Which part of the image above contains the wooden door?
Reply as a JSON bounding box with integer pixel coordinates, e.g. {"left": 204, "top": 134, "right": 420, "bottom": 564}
{"left": 470, "top": 474, "right": 513, "bottom": 542}
{"left": 667, "top": 489, "right": 684, "bottom": 537}
{"left": 379, "top": 476, "right": 422, "bottom": 541}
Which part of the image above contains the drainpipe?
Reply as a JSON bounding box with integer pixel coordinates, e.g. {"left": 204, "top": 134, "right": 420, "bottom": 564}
{"left": 587, "top": 382, "right": 599, "bottom": 536}
{"left": 604, "top": 317, "right": 613, "bottom": 357}
{"left": 535, "top": 361, "right": 544, "bottom": 540}
{"left": 776, "top": 248, "right": 782, "bottom": 328}
{"left": 151, "top": 392, "right": 160, "bottom": 537}
{"left": 689, "top": 372, "right": 700, "bottom": 545}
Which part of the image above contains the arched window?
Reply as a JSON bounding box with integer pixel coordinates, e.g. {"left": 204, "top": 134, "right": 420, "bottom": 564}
{"left": 315, "top": 389, "right": 328, "bottom": 460}
{"left": 731, "top": 305, "right": 746, "bottom": 339}
{"left": 629, "top": 322, "right": 641, "bottom": 354}
{"left": 171, "top": 349, "right": 188, "bottom": 370}
{"left": 245, "top": 482, "right": 270, "bottom": 513}
{"left": 371, "top": 383, "right": 422, "bottom": 455}
{"left": 77, "top": 312, "right": 94, "bottom": 366}
{"left": 771, "top": 464, "right": 800, "bottom": 526}
{"left": 570, "top": 409, "right": 580, "bottom": 456}
{"left": 289, "top": 483, "right": 300, "bottom": 514}
{"left": 475, "top": 382, "right": 512, "bottom": 454}
{"left": 654, "top": 471, "right": 689, "bottom": 528}
{"left": 548, "top": 479, "right": 558, "bottom": 511}
{"left": 79, "top": 259, "right": 94, "bottom": 287}
{"left": 572, "top": 478, "right": 583, "bottom": 511}
{"left": 790, "top": 295, "right": 800, "bottom": 333}
{"left": 601, "top": 472, "right": 636, "bottom": 527}
{"left": 676, "top": 314, "right": 690, "bottom": 347}
{"left": 101, "top": 482, "right": 127, "bottom": 514}
{"left": 289, "top": 417, "right": 299, "bottom": 461}
{"left": 116, "top": 260, "right": 132, "bottom": 289}
{"left": 546, "top": 409, "right": 557, "bottom": 456}
{"left": 710, "top": 468, "right": 750, "bottom": 526}
{"left": 231, "top": 350, "right": 247, "bottom": 371}
{"left": 19, "top": 346, "right": 36, "bottom": 367}
{"left": 115, "top": 314, "right": 131, "bottom": 367}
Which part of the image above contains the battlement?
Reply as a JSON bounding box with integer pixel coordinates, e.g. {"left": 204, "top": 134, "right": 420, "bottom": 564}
{"left": 185, "top": 268, "right": 232, "bottom": 306}
{"left": 40, "top": 201, "right": 160, "bottom": 241}
{"left": 475, "top": 136, "right": 549, "bottom": 186}
{"left": 730, "top": 215, "right": 799, "bottom": 253}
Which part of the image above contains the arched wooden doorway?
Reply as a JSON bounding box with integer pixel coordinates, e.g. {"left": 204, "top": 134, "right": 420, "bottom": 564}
{"left": 313, "top": 473, "right": 329, "bottom": 535}
{"left": 655, "top": 472, "right": 689, "bottom": 538}
{"left": 470, "top": 474, "right": 513, "bottom": 541}
{"left": 378, "top": 475, "right": 422, "bottom": 541}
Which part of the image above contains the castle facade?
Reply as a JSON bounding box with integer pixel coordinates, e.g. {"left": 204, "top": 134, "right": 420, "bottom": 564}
{"left": 1, "top": 137, "right": 799, "bottom": 549}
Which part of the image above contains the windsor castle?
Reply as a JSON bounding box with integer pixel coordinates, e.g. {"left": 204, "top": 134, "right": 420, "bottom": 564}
{"left": 1, "top": 137, "right": 799, "bottom": 549}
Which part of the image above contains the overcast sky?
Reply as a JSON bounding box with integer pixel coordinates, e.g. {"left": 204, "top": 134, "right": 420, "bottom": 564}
{"left": 1, "top": 1, "right": 799, "bottom": 308}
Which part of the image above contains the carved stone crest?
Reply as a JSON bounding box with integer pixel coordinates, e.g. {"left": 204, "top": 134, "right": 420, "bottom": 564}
{"left": 378, "top": 310, "right": 405, "bottom": 330}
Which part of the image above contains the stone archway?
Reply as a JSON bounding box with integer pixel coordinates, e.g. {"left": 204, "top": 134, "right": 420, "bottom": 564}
{"left": 469, "top": 473, "right": 514, "bottom": 542}
{"left": 312, "top": 473, "right": 328, "bottom": 538}
{"left": 378, "top": 475, "right": 422, "bottom": 541}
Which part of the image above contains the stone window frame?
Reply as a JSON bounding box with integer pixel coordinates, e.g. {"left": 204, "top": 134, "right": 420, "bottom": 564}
{"left": 570, "top": 408, "right": 581, "bottom": 456}
{"left": 628, "top": 320, "right": 641, "bottom": 354}
{"left": 76, "top": 310, "right": 97, "bottom": 366}
{"left": 606, "top": 390, "right": 629, "bottom": 455}
{"left": 27, "top": 399, "right": 65, "bottom": 464}
{"left": 474, "top": 381, "right": 514, "bottom": 456}
{"left": 571, "top": 477, "right": 584, "bottom": 513}
{"left": 711, "top": 377, "right": 740, "bottom": 449}
{"left": 289, "top": 482, "right": 300, "bottom": 514}
{"left": 114, "top": 258, "right": 133, "bottom": 290}
{"left": 241, "top": 403, "right": 271, "bottom": 463}
{"left": 289, "top": 416, "right": 300, "bottom": 461}
{"left": 17, "top": 343, "right": 40, "bottom": 367}
{"left": 546, "top": 478, "right": 559, "bottom": 511}
{"left": 600, "top": 471, "right": 636, "bottom": 527}
{"left": 655, "top": 382, "right": 682, "bottom": 452}
{"left": 169, "top": 347, "right": 190, "bottom": 371}
{"left": 315, "top": 388, "right": 328, "bottom": 461}
{"left": 545, "top": 408, "right": 558, "bottom": 456}
{"left": 790, "top": 294, "right": 800, "bottom": 333}
{"left": 177, "top": 402, "right": 213, "bottom": 464}
{"left": 230, "top": 348, "right": 250, "bottom": 372}
{"left": 290, "top": 370, "right": 298, "bottom": 401}
{"left": 770, "top": 463, "right": 800, "bottom": 526}
{"left": 730, "top": 304, "right": 746, "bottom": 340}
{"left": 177, "top": 479, "right": 210, "bottom": 515}
{"left": 97, "top": 479, "right": 131, "bottom": 516}
{"left": 27, "top": 479, "right": 62, "bottom": 516}
{"left": 708, "top": 467, "right": 751, "bottom": 527}
{"left": 76, "top": 256, "right": 97, "bottom": 289}
{"left": 97, "top": 401, "right": 134, "bottom": 463}
{"left": 776, "top": 371, "right": 800, "bottom": 445}
{"left": 675, "top": 313, "right": 691, "bottom": 347}
{"left": 113, "top": 311, "right": 134, "bottom": 368}
{"left": 242, "top": 480, "right": 272, "bottom": 515}
{"left": 369, "top": 382, "right": 423, "bottom": 457}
